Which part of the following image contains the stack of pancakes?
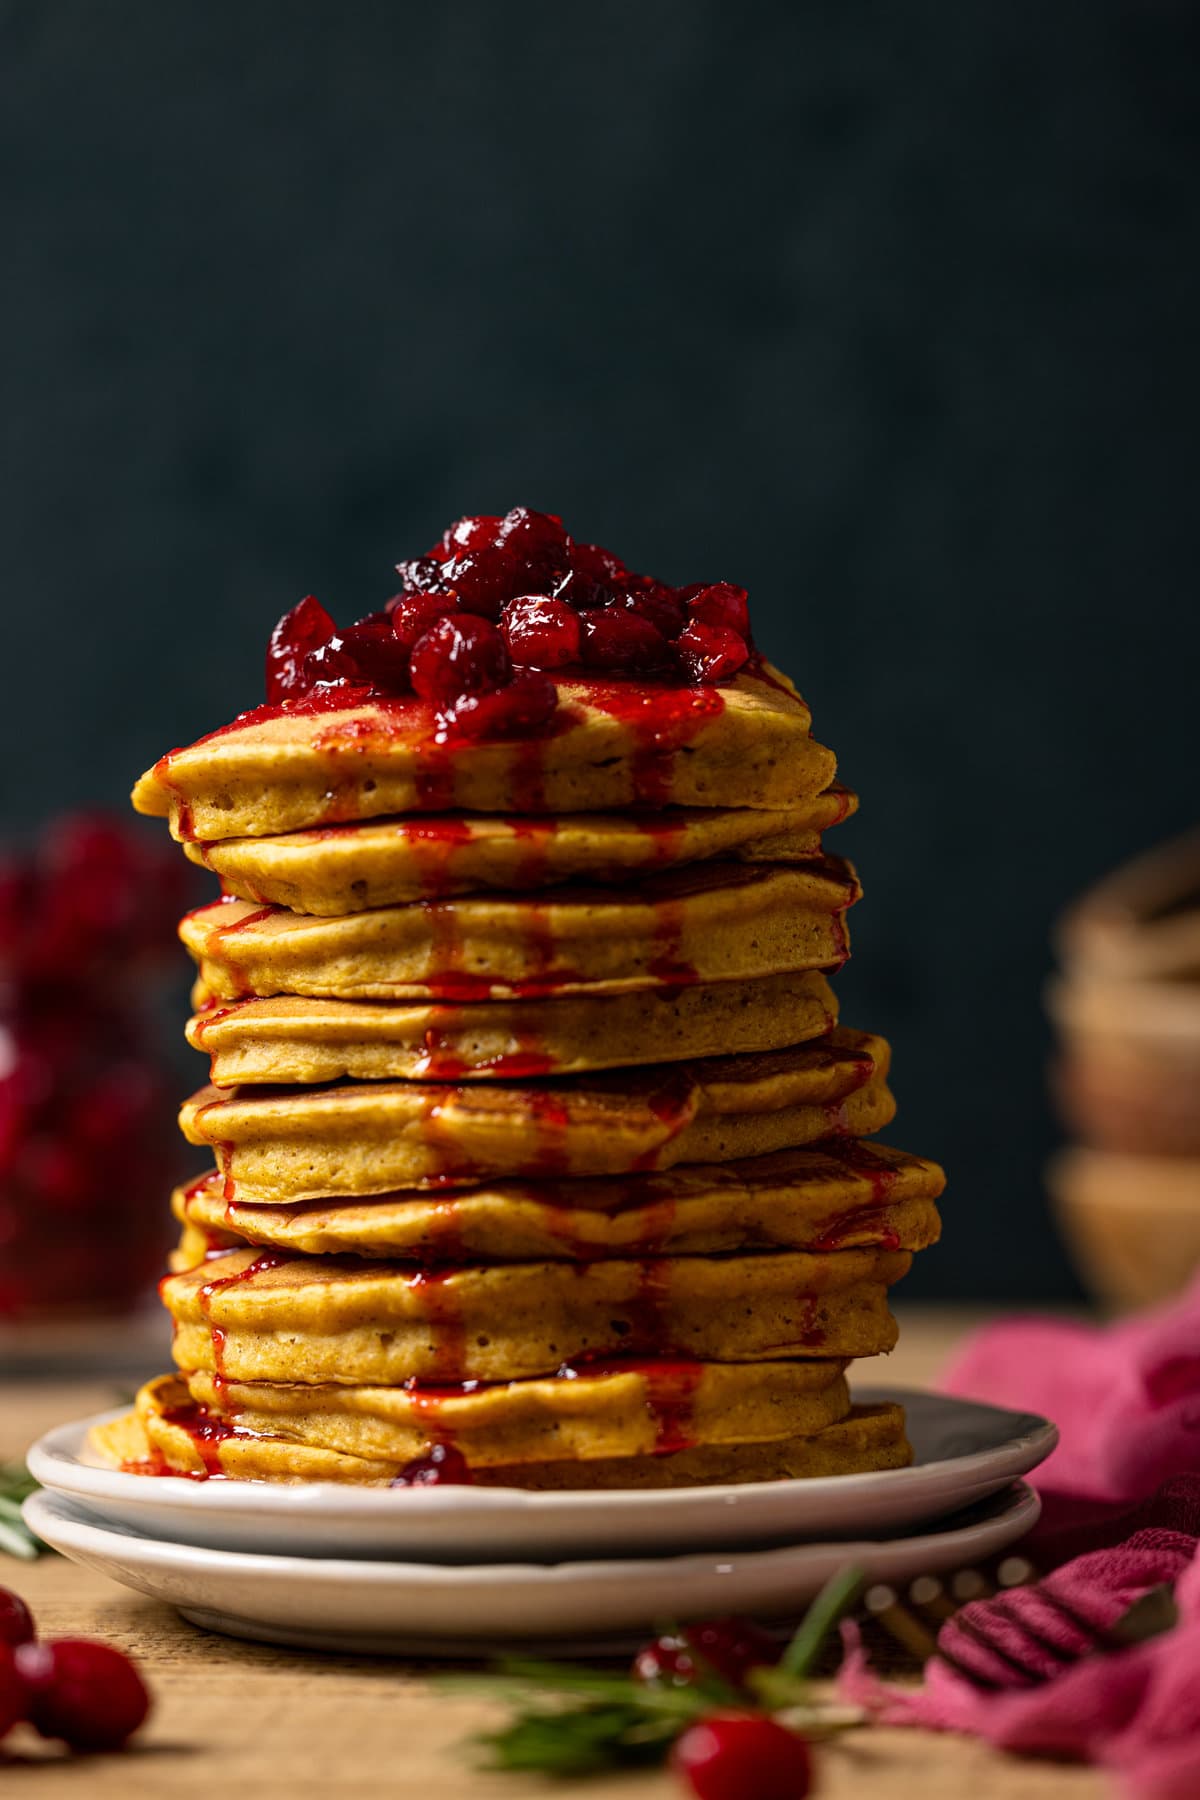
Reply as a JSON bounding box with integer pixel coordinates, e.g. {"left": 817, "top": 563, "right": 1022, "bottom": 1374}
{"left": 94, "top": 665, "right": 944, "bottom": 1486}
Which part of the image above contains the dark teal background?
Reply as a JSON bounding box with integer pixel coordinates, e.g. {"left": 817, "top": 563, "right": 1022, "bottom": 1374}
{"left": 3, "top": 2, "right": 1197, "bottom": 1295}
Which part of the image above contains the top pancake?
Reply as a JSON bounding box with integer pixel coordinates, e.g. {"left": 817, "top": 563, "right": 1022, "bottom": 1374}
{"left": 183, "top": 787, "right": 858, "bottom": 916}
{"left": 132, "top": 666, "right": 838, "bottom": 841}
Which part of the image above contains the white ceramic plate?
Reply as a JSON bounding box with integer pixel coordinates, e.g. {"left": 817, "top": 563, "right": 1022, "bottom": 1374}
{"left": 25, "top": 1481, "right": 1040, "bottom": 1656}
{"left": 27, "top": 1387, "right": 1055, "bottom": 1562}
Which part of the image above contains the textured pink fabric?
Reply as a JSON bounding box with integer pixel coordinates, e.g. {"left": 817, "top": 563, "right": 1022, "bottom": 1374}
{"left": 838, "top": 1276, "right": 1200, "bottom": 1799}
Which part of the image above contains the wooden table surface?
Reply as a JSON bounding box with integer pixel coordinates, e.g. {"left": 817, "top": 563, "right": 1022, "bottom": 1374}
{"left": 0, "top": 1308, "right": 1106, "bottom": 1798}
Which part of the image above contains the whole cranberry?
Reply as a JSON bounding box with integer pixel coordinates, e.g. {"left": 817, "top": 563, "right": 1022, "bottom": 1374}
{"left": 670, "top": 1713, "right": 811, "bottom": 1800}
{"left": 570, "top": 540, "right": 627, "bottom": 588}
{"left": 682, "top": 582, "right": 751, "bottom": 638}
{"left": 494, "top": 506, "right": 572, "bottom": 587}
{"left": 395, "top": 553, "right": 448, "bottom": 595}
{"left": 338, "top": 619, "right": 412, "bottom": 692}
{"left": 410, "top": 615, "right": 511, "bottom": 706}
{"left": 445, "top": 672, "right": 558, "bottom": 739}
{"left": 675, "top": 621, "right": 749, "bottom": 683}
{"left": 0, "top": 1644, "right": 27, "bottom": 1742}
{"left": 390, "top": 1443, "right": 473, "bottom": 1487}
{"left": 633, "top": 1616, "right": 779, "bottom": 1693}
{"left": 0, "top": 1588, "right": 34, "bottom": 1651}
{"left": 265, "top": 595, "right": 336, "bottom": 702}
{"left": 17, "top": 1638, "right": 151, "bottom": 1752}
{"left": 388, "top": 592, "right": 458, "bottom": 652}
{"left": 581, "top": 609, "right": 671, "bottom": 672}
{"left": 502, "top": 596, "right": 582, "bottom": 669}
{"left": 303, "top": 636, "right": 364, "bottom": 688}
{"left": 615, "top": 584, "right": 686, "bottom": 640}
{"left": 440, "top": 514, "right": 502, "bottom": 557}
{"left": 439, "top": 548, "right": 521, "bottom": 620}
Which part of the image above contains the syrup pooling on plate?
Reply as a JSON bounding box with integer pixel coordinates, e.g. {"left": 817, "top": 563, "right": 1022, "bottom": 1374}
{"left": 107, "top": 505, "right": 945, "bottom": 1487}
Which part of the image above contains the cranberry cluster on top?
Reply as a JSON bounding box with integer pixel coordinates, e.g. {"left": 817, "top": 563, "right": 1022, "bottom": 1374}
{"left": 265, "top": 507, "right": 754, "bottom": 737}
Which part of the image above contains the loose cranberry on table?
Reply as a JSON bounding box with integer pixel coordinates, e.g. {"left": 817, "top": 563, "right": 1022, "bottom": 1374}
{"left": 670, "top": 1713, "right": 812, "bottom": 1800}
{"left": 0, "top": 1586, "right": 35, "bottom": 1649}
{"left": 633, "top": 1615, "right": 781, "bottom": 1693}
{"left": 16, "top": 1638, "right": 151, "bottom": 1752}
{"left": 0, "top": 1646, "right": 27, "bottom": 1741}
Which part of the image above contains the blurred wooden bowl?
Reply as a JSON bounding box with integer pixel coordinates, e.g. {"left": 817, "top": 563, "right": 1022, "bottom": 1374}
{"left": 1049, "top": 827, "right": 1200, "bottom": 1307}
{"left": 1049, "top": 1147, "right": 1200, "bottom": 1311}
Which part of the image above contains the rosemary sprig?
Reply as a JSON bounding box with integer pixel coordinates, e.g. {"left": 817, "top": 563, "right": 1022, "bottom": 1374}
{"left": 0, "top": 1463, "right": 46, "bottom": 1560}
{"left": 451, "top": 1564, "right": 867, "bottom": 1777}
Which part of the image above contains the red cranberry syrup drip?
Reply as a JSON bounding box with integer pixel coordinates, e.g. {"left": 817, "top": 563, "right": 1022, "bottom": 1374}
{"left": 581, "top": 679, "right": 726, "bottom": 809}
{"left": 197, "top": 1251, "right": 292, "bottom": 1390}
{"left": 556, "top": 1356, "right": 704, "bottom": 1456}
{"left": 201, "top": 900, "right": 275, "bottom": 995}
{"left": 406, "top": 1267, "right": 468, "bottom": 1383}
{"left": 630, "top": 1068, "right": 697, "bottom": 1173}
{"left": 157, "top": 1401, "right": 250, "bottom": 1479}
{"left": 813, "top": 1142, "right": 903, "bottom": 1252}
{"left": 646, "top": 896, "right": 698, "bottom": 985}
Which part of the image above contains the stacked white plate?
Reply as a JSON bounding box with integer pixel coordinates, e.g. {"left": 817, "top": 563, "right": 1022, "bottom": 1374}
{"left": 26, "top": 1386, "right": 1055, "bottom": 1656}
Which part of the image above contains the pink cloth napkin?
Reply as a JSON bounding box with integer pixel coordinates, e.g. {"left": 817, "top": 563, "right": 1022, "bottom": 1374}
{"left": 839, "top": 1275, "right": 1200, "bottom": 1799}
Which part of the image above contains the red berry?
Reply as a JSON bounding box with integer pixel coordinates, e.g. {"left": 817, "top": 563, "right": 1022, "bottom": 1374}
{"left": 395, "top": 553, "right": 447, "bottom": 595}
{"left": 0, "top": 1588, "right": 34, "bottom": 1651}
{"left": 388, "top": 592, "right": 458, "bottom": 652}
{"left": 0, "top": 1645, "right": 27, "bottom": 1741}
{"left": 570, "top": 541, "right": 627, "bottom": 587}
{"left": 440, "top": 514, "right": 502, "bottom": 557}
{"left": 682, "top": 582, "right": 750, "bottom": 637}
{"left": 444, "top": 672, "right": 558, "bottom": 740}
{"left": 338, "top": 619, "right": 412, "bottom": 692}
{"left": 409, "top": 615, "right": 511, "bottom": 706}
{"left": 670, "top": 1713, "right": 811, "bottom": 1800}
{"left": 18, "top": 1638, "right": 151, "bottom": 1752}
{"left": 616, "top": 583, "right": 686, "bottom": 640}
{"left": 502, "top": 596, "right": 582, "bottom": 669}
{"left": 495, "top": 506, "right": 571, "bottom": 586}
{"left": 633, "top": 1617, "right": 779, "bottom": 1693}
{"left": 581, "top": 609, "right": 671, "bottom": 672}
{"left": 439, "top": 549, "right": 521, "bottom": 620}
{"left": 265, "top": 595, "right": 336, "bottom": 702}
{"left": 675, "top": 621, "right": 749, "bottom": 683}
{"left": 389, "top": 1443, "right": 473, "bottom": 1487}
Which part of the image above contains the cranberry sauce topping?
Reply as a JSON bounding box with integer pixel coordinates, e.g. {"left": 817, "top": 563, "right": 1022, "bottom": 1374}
{"left": 253, "top": 507, "right": 757, "bottom": 739}
{"left": 389, "top": 1442, "right": 474, "bottom": 1487}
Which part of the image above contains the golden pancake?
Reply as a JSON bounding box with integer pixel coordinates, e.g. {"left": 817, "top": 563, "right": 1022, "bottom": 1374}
{"left": 485, "top": 1405, "right": 913, "bottom": 1488}
{"left": 91, "top": 1376, "right": 909, "bottom": 1487}
{"left": 172, "top": 1140, "right": 944, "bottom": 1263}
{"left": 187, "top": 971, "right": 840, "bottom": 1087}
{"left": 180, "top": 859, "right": 859, "bottom": 1004}
{"left": 183, "top": 1358, "right": 852, "bottom": 1466}
{"left": 133, "top": 667, "right": 838, "bottom": 842}
{"left": 183, "top": 788, "right": 859, "bottom": 914}
{"left": 178, "top": 1030, "right": 894, "bottom": 1200}
{"left": 162, "top": 1243, "right": 910, "bottom": 1383}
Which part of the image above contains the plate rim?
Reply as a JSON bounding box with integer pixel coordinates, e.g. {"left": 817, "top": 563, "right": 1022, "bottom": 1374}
{"left": 24, "top": 1480, "right": 1041, "bottom": 1586}
{"left": 27, "top": 1385, "right": 1057, "bottom": 1517}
